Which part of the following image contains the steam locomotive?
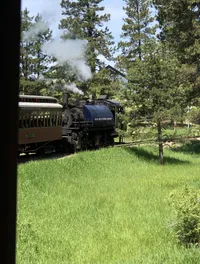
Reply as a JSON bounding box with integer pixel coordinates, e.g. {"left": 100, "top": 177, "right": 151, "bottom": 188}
{"left": 18, "top": 93, "right": 123, "bottom": 155}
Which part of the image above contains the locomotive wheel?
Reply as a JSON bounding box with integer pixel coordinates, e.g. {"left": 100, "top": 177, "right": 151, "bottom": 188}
{"left": 61, "top": 138, "right": 76, "bottom": 154}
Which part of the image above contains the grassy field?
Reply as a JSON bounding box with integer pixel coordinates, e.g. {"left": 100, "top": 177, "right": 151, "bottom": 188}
{"left": 17, "top": 142, "right": 200, "bottom": 264}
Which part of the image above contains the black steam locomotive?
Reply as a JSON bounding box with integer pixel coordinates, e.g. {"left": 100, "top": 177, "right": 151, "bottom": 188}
{"left": 18, "top": 93, "right": 123, "bottom": 155}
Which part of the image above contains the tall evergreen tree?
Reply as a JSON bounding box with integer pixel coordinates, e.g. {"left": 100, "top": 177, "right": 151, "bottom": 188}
{"left": 59, "top": 0, "right": 114, "bottom": 74}
{"left": 122, "top": 41, "right": 190, "bottom": 164}
{"left": 20, "top": 9, "right": 54, "bottom": 94}
{"left": 86, "top": 68, "right": 123, "bottom": 98}
{"left": 153, "top": 0, "right": 200, "bottom": 104}
{"left": 20, "top": 8, "right": 34, "bottom": 80}
{"left": 117, "top": 0, "right": 156, "bottom": 68}
{"left": 30, "top": 14, "right": 53, "bottom": 79}
{"left": 154, "top": 0, "right": 200, "bottom": 65}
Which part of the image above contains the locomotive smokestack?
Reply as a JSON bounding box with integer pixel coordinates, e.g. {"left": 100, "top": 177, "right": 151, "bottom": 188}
{"left": 63, "top": 92, "right": 69, "bottom": 108}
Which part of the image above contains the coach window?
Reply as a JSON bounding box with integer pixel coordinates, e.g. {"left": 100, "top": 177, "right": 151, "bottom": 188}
{"left": 58, "top": 112, "right": 61, "bottom": 125}
{"left": 47, "top": 114, "right": 50, "bottom": 127}
{"left": 21, "top": 116, "right": 24, "bottom": 128}
{"left": 38, "top": 113, "right": 41, "bottom": 127}
{"left": 45, "top": 112, "right": 49, "bottom": 127}
{"left": 22, "top": 116, "right": 25, "bottom": 127}
{"left": 57, "top": 114, "right": 59, "bottom": 126}
{"left": 45, "top": 115, "right": 48, "bottom": 127}
{"left": 38, "top": 115, "right": 41, "bottom": 127}
{"left": 29, "top": 115, "right": 32, "bottom": 127}
{"left": 52, "top": 114, "right": 56, "bottom": 126}
{"left": 55, "top": 113, "right": 57, "bottom": 126}
{"left": 56, "top": 114, "right": 58, "bottom": 126}
{"left": 45, "top": 113, "right": 48, "bottom": 127}
{"left": 33, "top": 115, "right": 37, "bottom": 127}
{"left": 56, "top": 113, "right": 58, "bottom": 126}
{"left": 19, "top": 115, "right": 22, "bottom": 128}
{"left": 56, "top": 112, "right": 59, "bottom": 126}
{"left": 49, "top": 113, "right": 51, "bottom": 126}
{"left": 28, "top": 115, "right": 32, "bottom": 127}
{"left": 44, "top": 114, "right": 46, "bottom": 127}
{"left": 36, "top": 114, "right": 38, "bottom": 127}
{"left": 53, "top": 114, "right": 56, "bottom": 126}
{"left": 40, "top": 114, "right": 44, "bottom": 127}
{"left": 43, "top": 112, "right": 46, "bottom": 127}
{"left": 43, "top": 113, "right": 45, "bottom": 127}
{"left": 22, "top": 115, "right": 25, "bottom": 128}
{"left": 19, "top": 117, "right": 22, "bottom": 128}
{"left": 50, "top": 114, "right": 54, "bottom": 126}
{"left": 54, "top": 113, "right": 57, "bottom": 126}
{"left": 58, "top": 113, "right": 62, "bottom": 125}
{"left": 54, "top": 114, "right": 57, "bottom": 126}
{"left": 26, "top": 113, "right": 29, "bottom": 127}
{"left": 26, "top": 115, "right": 29, "bottom": 127}
{"left": 23, "top": 115, "right": 28, "bottom": 128}
{"left": 59, "top": 112, "right": 62, "bottom": 126}
{"left": 49, "top": 113, "right": 52, "bottom": 126}
{"left": 30, "top": 115, "right": 34, "bottom": 127}
{"left": 51, "top": 114, "right": 54, "bottom": 126}
{"left": 47, "top": 112, "right": 50, "bottom": 127}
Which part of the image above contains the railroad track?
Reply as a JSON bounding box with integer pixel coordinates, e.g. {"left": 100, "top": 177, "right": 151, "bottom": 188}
{"left": 17, "top": 136, "right": 200, "bottom": 164}
{"left": 114, "top": 136, "right": 200, "bottom": 148}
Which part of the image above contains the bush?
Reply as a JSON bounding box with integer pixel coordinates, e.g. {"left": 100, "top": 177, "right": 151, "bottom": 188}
{"left": 169, "top": 185, "right": 200, "bottom": 247}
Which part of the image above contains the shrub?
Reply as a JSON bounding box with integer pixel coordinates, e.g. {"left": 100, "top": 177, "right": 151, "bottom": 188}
{"left": 169, "top": 185, "right": 200, "bottom": 247}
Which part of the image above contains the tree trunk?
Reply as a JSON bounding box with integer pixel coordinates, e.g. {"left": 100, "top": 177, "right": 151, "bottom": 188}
{"left": 136, "top": 0, "right": 142, "bottom": 61}
{"left": 157, "top": 120, "right": 164, "bottom": 165}
{"left": 86, "top": 3, "right": 96, "bottom": 74}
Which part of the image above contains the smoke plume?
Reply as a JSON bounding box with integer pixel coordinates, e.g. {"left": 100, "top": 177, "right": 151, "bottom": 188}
{"left": 41, "top": 38, "right": 92, "bottom": 81}
{"left": 63, "top": 83, "right": 84, "bottom": 95}
{"left": 23, "top": 20, "right": 49, "bottom": 41}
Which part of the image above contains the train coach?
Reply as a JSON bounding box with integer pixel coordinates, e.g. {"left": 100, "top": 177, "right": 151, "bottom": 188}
{"left": 18, "top": 93, "right": 123, "bottom": 155}
{"left": 18, "top": 95, "right": 63, "bottom": 154}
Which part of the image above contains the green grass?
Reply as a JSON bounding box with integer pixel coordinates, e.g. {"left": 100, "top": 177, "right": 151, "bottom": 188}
{"left": 17, "top": 143, "right": 200, "bottom": 264}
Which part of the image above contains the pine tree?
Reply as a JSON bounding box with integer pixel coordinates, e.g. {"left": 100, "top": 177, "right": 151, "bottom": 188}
{"left": 40, "top": 63, "right": 80, "bottom": 98}
{"left": 20, "top": 9, "right": 54, "bottom": 94}
{"left": 30, "top": 14, "right": 53, "bottom": 79}
{"left": 87, "top": 68, "right": 123, "bottom": 98}
{"left": 153, "top": 0, "right": 200, "bottom": 104}
{"left": 117, "top": 0, "right": 156, "bottom": 69}
{"left": 20, "top": 8, "right": 34, "bottom": 81}
{"left": 123, "top": 40, "right": 190, "bottom": 164}
{"left": 59, "top": 0, "right": 114, "bottom": 74}
{"left": 154, "top": 0, "right": 200, "bottom": 65}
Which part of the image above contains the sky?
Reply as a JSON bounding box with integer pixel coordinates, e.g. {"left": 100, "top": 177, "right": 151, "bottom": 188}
{"left": 21, "top": 0, "right": 126, "bottom": 45}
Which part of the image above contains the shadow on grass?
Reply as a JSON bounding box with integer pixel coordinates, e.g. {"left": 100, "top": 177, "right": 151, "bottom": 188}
{"left": 172, "top": 140, "right": 200, "bottom": 155}
{"left": 125, "top": 147, "right": 190, "bottom": 165}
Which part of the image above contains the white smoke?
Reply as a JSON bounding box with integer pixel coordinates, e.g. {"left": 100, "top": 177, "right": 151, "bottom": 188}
{"left": 38, "top": 76, "right": 84, "bottom": 95}
{"left": 63, "top": 83, "right": 84, "bottom": 95}
{"left": 23, "top": 20, "right": 49, "bottom": 41}
{"left": 41, "top": 38, "right": 92, "bottom": 81}
{"left": 22, "top": 0, "right": 93, "bottom": 95}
